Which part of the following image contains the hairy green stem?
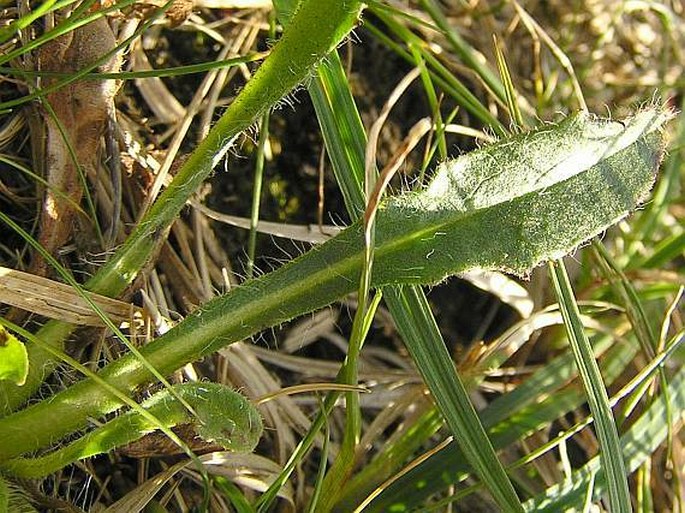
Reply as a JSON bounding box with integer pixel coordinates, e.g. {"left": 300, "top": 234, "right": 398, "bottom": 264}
{"left": 0, "top": 0, "right": 363, "bottom": 415}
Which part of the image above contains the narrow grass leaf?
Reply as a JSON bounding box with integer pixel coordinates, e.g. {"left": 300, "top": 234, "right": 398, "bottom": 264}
{"left": 549, "top": 261, "right": 631, "bottom": 512}
{"left": 384, "top": 286, "right": 525, "bottom": 512}
{"left": 634, "top": 231, "right": 685, "bottom": 269}
{"left": 308, "top": 53, "right": 367, "bottom": 214}
{"left": 358, "top": 333, "right": 638, "bottom": 512}
{"left": 366, "top": 8, "right": 506, "bottom": 135}
{"left": 213, "top": 477, "right": 257, "bottom": 513}
{"left": 493, "top": 34, "right": 525, "bottom": 129}
{"left": 0, "top": 53, "right": 266, "bottom": 81}
{"left": 418, "top": 0, "right": 507, "bottom": 105}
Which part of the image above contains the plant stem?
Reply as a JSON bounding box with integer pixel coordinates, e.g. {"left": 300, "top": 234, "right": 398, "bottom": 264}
{"left": 0, "top": 0, "right": 364, "bottom": 415}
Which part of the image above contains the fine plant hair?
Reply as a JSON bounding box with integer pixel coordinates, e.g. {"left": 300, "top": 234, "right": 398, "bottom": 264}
{"left": 272, "top": 86, "right": 304, "bottom": 112}
{"left": 0, "top": 476, "right": 38, "bottom": 513}
{"left": 240, "top": 121, "right": 262, "bottom": 149}
{"left": 266, "top": 237, "right": 310, "bottom": 268}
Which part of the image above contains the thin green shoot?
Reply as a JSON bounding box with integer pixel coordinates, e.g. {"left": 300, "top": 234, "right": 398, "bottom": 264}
{"left": 0, "top": 0, "right": 78, "bottom": 45}
{"left": 408, "top": 44, "right": 447, "bottom": 161}
{"left": 418, "top": 0, "right": 508, "bottom": 106}
{"left": 364, "top": 10, "right": 507, "bottom": 135}
{"left": 493, "top": 34, "right": 525, "bottom": 130}
{"left": 0, "top": 155, "right": 86, "bottom": 217}
{"left": 548, "top": 260, "right": 631, "bottom": 512}
{"left": 0, "top": 53, "right": 267, "bottom": 81}
{"left": 0, "top": 0, "right": 172, "bottom": 111}
{"left": 0, "top": 0, "right": 137, "bottom": 68}
{"left": 305, "top": 397, "right": 331, "bottom": 513}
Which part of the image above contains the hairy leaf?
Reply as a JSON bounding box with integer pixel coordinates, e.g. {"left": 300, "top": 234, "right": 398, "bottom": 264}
{"left": 0, "top": 107, "right": 670, "bottom": 460}
{"left": 0, "top": 383, "right": 262, "bottom": 477}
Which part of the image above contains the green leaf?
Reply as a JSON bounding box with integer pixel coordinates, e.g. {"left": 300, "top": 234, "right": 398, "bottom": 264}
{"left": 0, "top": 107, "right": 670, "bottom": 466}
{"left": 0, "top": 327, "right": 28, "bottom": 386}
{"left": 0, "top": 382, "right": 262, "bottom": 478}
{"left": 374, "top": 107, "right": 669, "bottom": 279}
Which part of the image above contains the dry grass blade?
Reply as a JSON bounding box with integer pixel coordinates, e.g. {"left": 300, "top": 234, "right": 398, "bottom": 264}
{"left": 130, "top": 43, "right": 186, "bottom": 123}
{"left": 511, "top": 0, "right": 587, "bottom": 112}
{"left": 198, "top": 452, "right": 295, "bottom": 503}
{"left": 0, "top": 265, "right": 143, "bottom": 326}
{"left": 352, "top": 436, "right": 454, "bottom": 513}
{"left": 192, "top": 200, "right": 342, "bottom": 243}
{"left": 103, "top": 459, "right": 193, "bottom": 513}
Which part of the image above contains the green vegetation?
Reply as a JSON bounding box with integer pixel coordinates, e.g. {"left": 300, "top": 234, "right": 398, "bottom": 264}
{"left": 0, "top": 0, "right": 682, "bottom": 511}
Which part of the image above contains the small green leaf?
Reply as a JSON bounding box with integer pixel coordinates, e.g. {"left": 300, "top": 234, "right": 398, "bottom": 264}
{"left": 0, "top": 326, "right": 28, "bottom": 386}
{"left": 0, "top": 382, "right": 262, "bottom": 478}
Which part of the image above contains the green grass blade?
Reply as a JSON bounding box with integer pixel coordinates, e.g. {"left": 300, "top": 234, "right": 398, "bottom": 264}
{"left": 525, "top": 360, "right": 685, "bottom": 512}
{"left": 493, "top": 34, "right": 525, "bottom": 129}
{"left": 247, "top": 111, "right": 270, "bottom": 279}
{"left": 383, "top": 324, "right": 684, "bottom": 510}
{"left": 633, "top": 231, "right": 685, "bottom": 270}
{"left": 384, "top": 286, "right": 525, "bottom": 511}
{"left": 366, "top": 7, "right": 506, "bottom": 135}
{"left": 357, "top": 332, "right": 638, "bottom": 511}
{"left": 308, "top": 55, "right": 367, "bottom": 216}
{"left": 0, "top": 0, "right": 137, "bottom": 84}
{"left": 336, "top": 407, "right": 444, "bottom": 511}
{"left": 0, "top": 0, "right": 84, "bottom": 46}
{"left": 305, "top": 402, "right": 331, "bottom": 513}
{"left": 0, "top": 53, "right": 265, "bottom": 81}
{"left": 308, "top": 42, "right": 523, "bottom": 512}
{"left": 418, "top": 0, "right": 507, "bottom": 105}
{"left": 593, "top": 241, "right": 658, "bottom": 355}
{"left": 214, "top": 477, "right": 256, "bottom": 513}
{"left": 548, "top": 260, "right": 631, "bottom": 512}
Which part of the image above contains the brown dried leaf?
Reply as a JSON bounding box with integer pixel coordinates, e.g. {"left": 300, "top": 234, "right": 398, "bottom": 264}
{"left": 0, "top": 266, "right": 143, "bottom": 326}
{"left": 31, "top": 17, "right": 121, "bottom": 276}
